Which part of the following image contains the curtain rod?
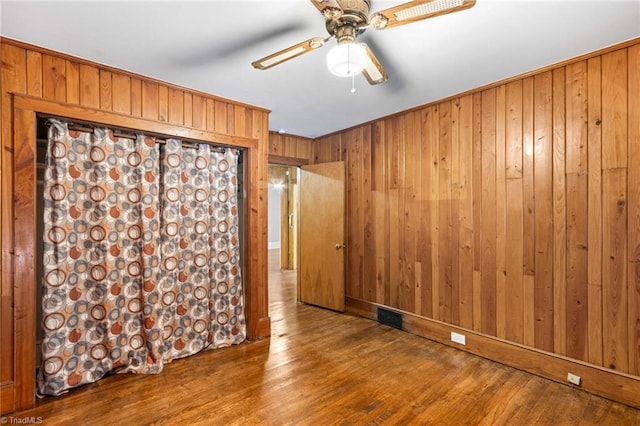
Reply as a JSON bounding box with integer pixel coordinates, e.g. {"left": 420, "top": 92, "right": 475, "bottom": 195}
{"left": 51, "top": 121, "right": 232, "bottom": 154}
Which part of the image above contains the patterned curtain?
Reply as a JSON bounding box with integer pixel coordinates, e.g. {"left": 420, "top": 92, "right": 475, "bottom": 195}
{"left": 38, "top": 120, "right": 245, "bottom": 396}
{"left": 158, "top": 140, "right": 245, "bottom": 361}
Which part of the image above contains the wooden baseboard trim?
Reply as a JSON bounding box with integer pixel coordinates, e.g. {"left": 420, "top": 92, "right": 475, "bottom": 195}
{"left": 346, "top": 297, "right": 640, "bottom": 409}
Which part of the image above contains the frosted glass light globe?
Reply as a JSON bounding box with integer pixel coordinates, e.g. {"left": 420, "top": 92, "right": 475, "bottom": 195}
{"left": 326, "top": 43, "right": 366, "bottom": 77}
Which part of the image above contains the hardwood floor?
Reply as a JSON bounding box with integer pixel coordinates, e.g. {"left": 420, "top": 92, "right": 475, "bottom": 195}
{"left": 9, "top": 250, "right": 640, "bottom": 425}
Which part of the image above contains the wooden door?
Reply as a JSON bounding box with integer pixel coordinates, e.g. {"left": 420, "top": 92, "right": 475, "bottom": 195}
{"left": 299, "top": 161, "right": 345, "bottom": 312}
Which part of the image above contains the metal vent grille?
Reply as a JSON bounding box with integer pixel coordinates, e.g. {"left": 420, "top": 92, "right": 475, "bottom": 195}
{"left": 377, "top": 307, "right": 403, "bottom": 329}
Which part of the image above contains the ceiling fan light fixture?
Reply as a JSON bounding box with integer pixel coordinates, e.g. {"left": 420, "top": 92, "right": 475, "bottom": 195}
{"left": 326, "top": 42, "right": 367, "bottom": 77}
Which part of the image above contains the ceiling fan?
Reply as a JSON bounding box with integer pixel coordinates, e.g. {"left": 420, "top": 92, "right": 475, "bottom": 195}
{"left": 252, "top": 0, "right": 477, "bottom": 85}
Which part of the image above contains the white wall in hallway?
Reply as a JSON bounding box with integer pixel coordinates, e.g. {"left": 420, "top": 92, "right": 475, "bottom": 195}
{"left": 268, "top": 183, "right": 281, "bottom": 250}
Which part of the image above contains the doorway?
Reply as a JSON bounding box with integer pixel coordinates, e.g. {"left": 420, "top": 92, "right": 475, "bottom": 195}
{"left": 267, "top": 161, "right": 347, "bottom": 313}
{"left": 268, "top": 165, "right": 299, "bottom": 272}
{"left": 267, "top": 165, "right": 300, "bottom": 327}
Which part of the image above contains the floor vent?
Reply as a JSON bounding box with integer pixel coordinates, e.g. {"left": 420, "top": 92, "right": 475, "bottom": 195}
{"left": 377, "top": 307, "right": 403, "bottom": 330}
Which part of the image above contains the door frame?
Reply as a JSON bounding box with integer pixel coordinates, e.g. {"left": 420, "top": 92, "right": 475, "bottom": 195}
{"left": 268, "top": 155, "right": 308, "bottom": 270}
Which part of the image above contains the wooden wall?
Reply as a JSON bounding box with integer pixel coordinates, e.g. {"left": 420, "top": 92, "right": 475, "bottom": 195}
{"left": 0, "top": 37, "right": 270, "bottom": 413}
{"left": 314, "top": 40, "right": 640, "bottom": 379}
{"left": 268, "top": 131, "right": 313, "bottom": 164}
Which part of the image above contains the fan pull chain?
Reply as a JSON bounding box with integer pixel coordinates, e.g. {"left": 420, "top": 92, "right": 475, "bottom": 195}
{"left": 350, "top": 74, "right": 356, "bottom": 94}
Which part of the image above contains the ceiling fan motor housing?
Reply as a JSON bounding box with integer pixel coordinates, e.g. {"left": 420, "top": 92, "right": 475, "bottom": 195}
{"left": 325, "top": 0, "right": 371, "bottom": 40}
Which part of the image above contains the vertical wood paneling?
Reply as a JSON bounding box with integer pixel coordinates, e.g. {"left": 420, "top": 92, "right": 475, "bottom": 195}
{"left": 602, "top": 48, "right": 629, "bottom": 373}
{"left": 522, "top": 77, "right": 535, "bottom": 278}
{"left": 347, "top": 127, "right": 363, "bottom": 301}
{"left": 373, "top": 121, "right": 388, "bottom": 306}
{"left": 472, "top": 93, "right": 482, "bottom": 273}
{"left": 112, "top": 74, "right": 131, "bottom": 115}
{"left": 362, "top": 125, "right": 375, "bottom": 303}
{"left": 397, "top": 118, "right": 408, "bottom": 310}
{"left": 26, "top": 51, "right": 42, "bottom": 97}
{"left": 206, "top": 98, "right": 215, "bottom": 131}
{"left": 438, "top": 102, "right": 452, "bottom": 322}
{"left": 130, "top": 78, "right": 142, "bottom": 117}
{"left": 403, "top": 114, "right": 417, "bottom": 313}
{"left": 566, "top": 62, "right": 588, "bottom": 175}
{"left": 244, "top": 109, "right": 254, "bottom": 143}
{"left": 471, "top": 93, "right": 483, "bottom": 332}
{"left": 450, "top": 101, "right": 461, "bottom": 325}
{"left": 141, "top": 81, "right": 159, "bottom": 120}
{"left": 183, "top": 92, "right": 193, "bottom": 128}
{"left": 553, "top": 67, "right": 567, "bottom": 355}
{"left": 226, "top": 104, "right": 235, "bottom": 135}
{"left": 523, "top": 275, "right": 535, "bottom": 347}
{"left": 192, "top": 95, "right": 206, "bottom": 130}
{"left": 565, "top": 61, "right": 589, "bottom": 361}
{"left": 205, "top": 99, "right": 216, "bottom": 132}
{"left": 458, "top": 95, "right": 474, "bottom": 330}
{"left": 480, "top": 89, "right": 497, "bottom": 336}
{"left": 533, "top": 72, "right": 554, "bottom": 352}
{"left": 505, "top": 80, "right": 524, "bottom": 344}
{"left": 388, "top": 118, "right": 400, "bottom": 308}
{"left": 587, "top": 56, "right": 604, "bottom": 366}
{"left": 427, "top": 107, "right": 440, "bottom": 319}
{"left": 309, "top": 40, "right": 639, "bottom": 381}
{"left": 628, "top": 44, "right": 640, "bottom": 376}
{"left": 602, "top": 168, "right": 628, "bottom": 372}
{"left": 79, "top": 64, "right": 99, "bottom": 108}
{"left": 495, "top": 86, "right": 507, "bottom": 339}
{"left": 42, "top": 54, "right": 66, "bottom": 102}
{"left": 214, "top": 100, "right": 228, "bottom": 134}
{"left": 167, "top": 88, "right": 183, "bottom": 125}
{"left": 267, "top": 132, "right": 313, "bottom": 163}
{"left": 417, "top": 112, "right": 432, "bottom": 317}
{"left": 158, "top": 85, "right": 168, "bottom": 122}
{"left": 65, "top": 61, "right": 80, "bottom": 105}
{"left": 601, "top": 50, "right": 628, "bottom": 169}
{"left": 99, "top": 70, "right": 112, "bottom": 111}
{"left": 234, "top": 105, "right": 246, "bottom": 138}
{"left": 566, "top": 172, "right": 588, "bottom": 360}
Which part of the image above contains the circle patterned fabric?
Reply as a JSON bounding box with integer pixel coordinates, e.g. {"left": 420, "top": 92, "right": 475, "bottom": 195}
{"left": 38, "top": 120, "right": 245, "bottom": 396}
{"left": 158, "top": 139, "right": 245, "bottom": 360}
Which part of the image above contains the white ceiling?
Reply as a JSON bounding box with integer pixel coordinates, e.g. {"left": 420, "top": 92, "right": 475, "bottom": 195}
{"left": 1, "top": 1, "right": 639, "bottom": 138}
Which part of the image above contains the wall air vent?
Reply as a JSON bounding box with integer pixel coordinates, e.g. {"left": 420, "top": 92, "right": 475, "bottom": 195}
{"left": 377, "top": 307, "right": 403, "bottom": 330}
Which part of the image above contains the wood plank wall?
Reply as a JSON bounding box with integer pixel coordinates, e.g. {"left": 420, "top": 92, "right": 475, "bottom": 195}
{"left": 314, "top": 40, "right": 640, "bottom": 377}
{"left": 268, "top": 131, "right": 313, "bottom": 163}
{"left": 1, "top": 37, "right": 271, "bottom": 412}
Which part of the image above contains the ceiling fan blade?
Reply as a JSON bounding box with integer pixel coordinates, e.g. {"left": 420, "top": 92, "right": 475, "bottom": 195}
{"left": 360, "top": 44, "right": 387, "bottom": 85}
{"left": 370, "top": 0, "right": 476, "bottom": 30}
{"left": 252, "top": 37, "right": 326, "bottom": 70}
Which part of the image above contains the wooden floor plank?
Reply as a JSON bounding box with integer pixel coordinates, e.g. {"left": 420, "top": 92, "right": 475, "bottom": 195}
{"left": 11, "top": 250, "right": 640, "bottom": 425}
